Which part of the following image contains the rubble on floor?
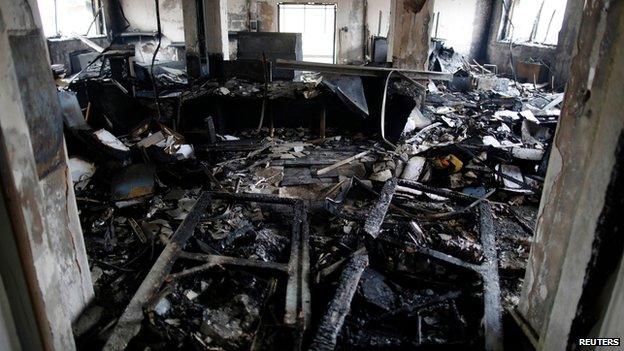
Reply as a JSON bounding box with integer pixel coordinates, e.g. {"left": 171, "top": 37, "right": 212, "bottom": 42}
{"left": 64, "top": 56, "right": 562, "bottom": 350}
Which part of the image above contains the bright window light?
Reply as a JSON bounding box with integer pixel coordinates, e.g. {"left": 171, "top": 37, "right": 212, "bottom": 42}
{"left": 279, "top": 3, "right": 336, "bottom": 63}
{"left": 36, "top": 0, "right": 104, "bottom": 38}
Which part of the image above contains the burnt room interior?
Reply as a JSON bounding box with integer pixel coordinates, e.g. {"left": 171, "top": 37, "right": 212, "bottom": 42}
{"left": 0, "top": 0, "right": 623, "bottom": 350}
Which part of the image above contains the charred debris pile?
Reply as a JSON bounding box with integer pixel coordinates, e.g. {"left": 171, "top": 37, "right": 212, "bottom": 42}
{"left": 61, "top": 47, "right": 563, "bottom": 350}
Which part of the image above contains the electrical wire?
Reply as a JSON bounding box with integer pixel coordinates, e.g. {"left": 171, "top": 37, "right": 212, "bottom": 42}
{"left": 151, "top": 0, "right": 163, "bottom": 120}
{"left": 380, "top": 70, "right": 398, "bottom": 150}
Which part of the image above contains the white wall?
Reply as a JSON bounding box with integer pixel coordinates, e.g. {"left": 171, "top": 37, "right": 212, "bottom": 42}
{"left": 367, "top": 0, "right": 391, "bottom": 37}
{"left": 433, "top": 0, "right": 478, "bottom": 55}
{"left": 432, "top": 0, "right": 491, "bottom": 59}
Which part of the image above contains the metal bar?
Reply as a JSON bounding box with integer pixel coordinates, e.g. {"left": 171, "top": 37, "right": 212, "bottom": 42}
{"left": 381, "top": 236, "right": 482, "bottom": 273}
{"left": 199, "top": 140, "right": 267, "bottom": 152}
{"left": 480, "top": 202, "right": 504, "bottom": 351}
{"left": 168, "top": 254, "right": 289, "bottom": 280}
{"left": 309, "top": 251, "right": 369, "bottom": 351}
{"left": 397, "top": 179, "right": 479, "bottom": 203}
{"left": 315, "top": 247, "right": 367, "bottom": 283}
{"left": 73, "top": 33, "right": 104, "bottom": 52}
{"left": 426, "top": 189, "right": 496, "bottom": 219}
{"left": 276, "top": 59, "right": 453, "bottom": 81}
{"left": 414, "top": 245, "right": 482, "bottom": 273}
{"left": 103, "top": 191, "right": 212, "bottom": 351}
{"left": 364, "top": 178, "right": 398, "bottom": 238}
{"left": 212, "top": 191, "right": 300, "bottom": 205}
{"left": 315, "top": 150, "right": 371, "bottom": 176}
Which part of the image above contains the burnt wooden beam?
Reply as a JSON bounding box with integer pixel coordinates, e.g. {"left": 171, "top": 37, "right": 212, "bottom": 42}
{"left": 364, "top": 178, "right": 398, "bottom": 238}
{"left": 309, "top": 251, "right": 369, "bottom": 351}
{"left": 285, "top": 201, "right": 311, "bottom": 332}
{"left": 103, "top": 191, "right": 212, "bottom": 351}
{"left": 480, "top": 202, "right": 504, "bottom": 351}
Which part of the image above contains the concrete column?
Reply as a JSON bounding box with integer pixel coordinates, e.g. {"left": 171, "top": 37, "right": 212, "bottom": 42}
{"left": 183, "top": 0, "right": 229, "bottom": 80}
{"left": 387, "top": 0, "right": 434, "bottom": 69}
{"left": 182, "top": 0, "right": 206, "bottom": 80}
{"left": 0, "top": 0, "right": 95, "bottom": 349}
{"left": 517, "top": 0, "right": 624, "bottom": 349}
{"left": 203, "top": 0, "right": 229, "bottom": 60}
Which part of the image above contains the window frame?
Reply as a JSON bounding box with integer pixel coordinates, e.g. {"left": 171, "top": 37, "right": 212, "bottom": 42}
{"left": 277, "top": 2, "right": 338, "bottom": 64}
{"left": 498, "top": 0, "right": 565, "bottom": 47}
{"left": 41, "top": 0, "right": 107, "bottom": 39}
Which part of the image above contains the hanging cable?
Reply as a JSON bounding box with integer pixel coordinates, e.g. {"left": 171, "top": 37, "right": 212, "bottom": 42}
{"left": 151, "top": 0, "right": 163, "bottom": 120}
{"left": 380, "top": 70, "right": 398, "bottom": 150}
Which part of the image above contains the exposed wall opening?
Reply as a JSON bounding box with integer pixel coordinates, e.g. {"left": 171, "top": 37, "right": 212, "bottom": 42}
{"left": 36, "top": 0, "right": 105, "bottom": 38}
{"left": 500, "top": 0, "right": 567, "bottom": 45}
{"left": 278, "top": 3, "right": 336, "bottom": 63}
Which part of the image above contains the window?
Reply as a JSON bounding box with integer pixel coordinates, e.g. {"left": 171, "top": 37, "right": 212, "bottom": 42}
{"left": 36, "top": 0, "right": 105, "bottom": 38}
{"left": 278, "top": 3, "right": 336, "bottom": 63}
{"left": 500, "top": 0, "right": 567, "bottom": 45}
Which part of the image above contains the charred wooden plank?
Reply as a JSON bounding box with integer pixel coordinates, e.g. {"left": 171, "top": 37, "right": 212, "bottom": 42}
{"left": 364, "top": 178, "right": 398, "bottom": 238}
{"left": 285, "top": 201, "right": 311, "bottom": 330}
{"left": 309, "top": 251, "right": 369, "bottom": 351}
{"left": 480, "top": 202, "right": 504, "bottom": 351}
